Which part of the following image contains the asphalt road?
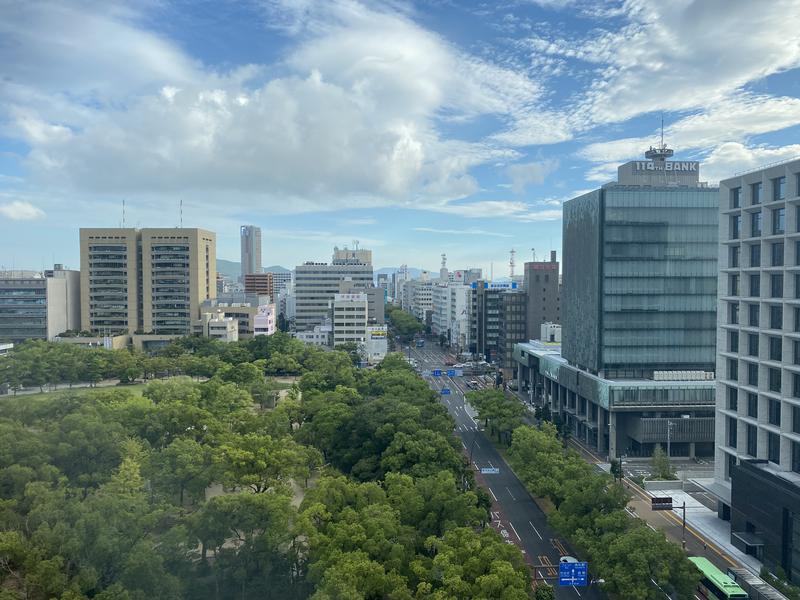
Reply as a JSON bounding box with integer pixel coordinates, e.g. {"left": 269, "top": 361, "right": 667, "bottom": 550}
{"left": 408, "top": 342, "right": 604, "bottom": 600}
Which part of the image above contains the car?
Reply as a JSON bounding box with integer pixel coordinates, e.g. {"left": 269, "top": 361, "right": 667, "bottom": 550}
{"left": 466, "top": 380, "right": 480, "bottom": 388}
{"left": 560, "top": 556, "right": 578, "bottom": 564}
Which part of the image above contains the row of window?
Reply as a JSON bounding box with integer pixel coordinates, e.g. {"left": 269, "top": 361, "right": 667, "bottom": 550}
{"left": 729, "top": 207, "right": 785, "bottom": 239}
{"left": 728, "top": 270, "right": 800, "bottom": 298}
{"left": 728, "top": 302, "right": 800, "bottom": 331}
{"left": 729, "top": 175, "right": 792, "bottom": 208}
{"left": 728, "top": 240, "right": 797, "bottom": 268}
{"left": 725, "top": 359, "right": 800, "bottom": 396}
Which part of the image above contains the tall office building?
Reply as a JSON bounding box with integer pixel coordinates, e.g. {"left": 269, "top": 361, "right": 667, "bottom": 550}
{"left": 295, "top": 252, "right": 373, "bottom": 331}
{"left": 514, "top": 144, "right": 718, "bottom": 460}
{"left": 715, "top": 159, "right": 800, "bottom": 579}
{"left": 469, "top": 280, "right": 518, "bottom": 362}
{"left": 81, "top": 228, "right": 216, "bottom": 336}
{"left": 267, "top": 269, "right": 292, "bottom": 294}
{"left": 240, "top": 225, "right": 262, "bottom": 280}
{"left": 523, "top": 251, "right": 561, "bottom": 339}
{"left": 0, "top": 265, "right": 80, "bottom": 342}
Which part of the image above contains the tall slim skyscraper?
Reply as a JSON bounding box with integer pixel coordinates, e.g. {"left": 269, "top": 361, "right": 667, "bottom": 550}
{"left": 240, "top": 225, "right": 262, "bottom": 280}
{"left": 81, "top": 228, "right": 216, "bottom": 335}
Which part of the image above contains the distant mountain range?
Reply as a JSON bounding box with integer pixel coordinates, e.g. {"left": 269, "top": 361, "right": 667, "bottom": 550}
{"left": 217, "top": 260, "right": 426, "bottom": 282}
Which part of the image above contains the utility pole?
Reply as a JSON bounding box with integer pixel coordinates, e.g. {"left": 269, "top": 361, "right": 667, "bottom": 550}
{"left": 667, "top": 419, "right": 674, "bottom": 458}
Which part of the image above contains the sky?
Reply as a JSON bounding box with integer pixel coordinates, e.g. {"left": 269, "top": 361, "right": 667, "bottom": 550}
{"left": 2, "top": 0, "right": 800, "bottom": 275}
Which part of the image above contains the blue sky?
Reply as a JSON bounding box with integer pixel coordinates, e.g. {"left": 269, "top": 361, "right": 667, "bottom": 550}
{"left": 2, "top": 0, "right": 800, "bottom": 274}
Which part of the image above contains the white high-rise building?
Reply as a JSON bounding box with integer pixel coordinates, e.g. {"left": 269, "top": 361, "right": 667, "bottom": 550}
{"left": 295, "top": 261, "right": 373, "bottom": 331}
{"left": 332, "top": 293, "right": 369, "bottom": 346}
{"left": 240, "top": 225, "right": 262, "bottom": 280}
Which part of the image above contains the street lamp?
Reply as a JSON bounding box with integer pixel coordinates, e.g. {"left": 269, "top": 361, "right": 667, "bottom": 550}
{"left": 667, "top": 419, "right": 674, "bottom": 459}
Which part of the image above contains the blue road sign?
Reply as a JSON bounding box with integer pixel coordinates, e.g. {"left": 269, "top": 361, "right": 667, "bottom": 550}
{"left": 559, "top": 562, "right": 588, "bottom": 587}
{"left": 440, "top": 388, "right": 451, "bottom": 395}
{"left": 447, "top": 369, "right": 456, "bottom": 376}
{"left": 432, "top": 369, "right": 442, "bottom": 377}
{"left": 480, "top": 467, "right": 500, "bottom": 474}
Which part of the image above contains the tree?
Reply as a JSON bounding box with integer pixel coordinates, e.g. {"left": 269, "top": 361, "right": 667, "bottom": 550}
{"left": 651, "top": 444, "right": 676, "bottom": 480}
{"left": 534, "top": 584, "right": 556, "bottom": 600}
{"left": 147, "top": 437, "right": 216, "bottom": 505}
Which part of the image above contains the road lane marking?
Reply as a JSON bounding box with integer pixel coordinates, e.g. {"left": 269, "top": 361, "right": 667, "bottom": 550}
{"left": 508, "top": 521, "right": 521, "bottom": 541}
{"left": 506, "top": 486, "right": 516, "bottom": 501}
{"left": 573, "top": 586, "right": 581, "bottom": 597}
{"left": 488, "top": 460, "right": 494, "bottom": 468}
{"left": 529, "top": 521, "right": 543, "bottom": 540}
{"left": 473, "top": 461, "right": 479, "bottom": 470}
{"left": 461, "top": 441, "right": 467, "bottom": 450}
{"left": 488, "top": 487, "right": 498, "bottom": 501}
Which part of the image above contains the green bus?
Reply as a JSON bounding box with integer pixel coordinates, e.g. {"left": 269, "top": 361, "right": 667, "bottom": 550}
{"left": 688, "top": 557, "right": 749, "bottom": 599}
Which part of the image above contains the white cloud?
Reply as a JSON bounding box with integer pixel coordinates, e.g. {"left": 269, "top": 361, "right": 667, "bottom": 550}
{"left": 518, "top": 209, "right": 562, "bottom": 221}
{"left": 413, "top": 227, "right": 513, "bottom": 238}
{"left": 506, "top": 159, "right": 559, "bottom": 193}
{"left": 0, "top": 201, "right": 46, "bottom": 220}
{"left": 421, "top": 200, "right": 531, "bottom": 218}
{"left": 701, "top": 142, "right": 800, "bottom": 184}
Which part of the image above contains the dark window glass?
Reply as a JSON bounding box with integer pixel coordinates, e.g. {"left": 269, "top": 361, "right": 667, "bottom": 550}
{"left": 769, "top": 398, "right": 781, "bottom": 426}
{"left": 729, "top": 331, "right": 739, "bottom": 353}
{"left": 771, "top": 305, "right": 783, "bottom": 329}
{"left": 773, "top": 207, "right": 786, "bottom": 235}
{"left": 771, "top": 274, "right": 783, "bottom": 298}
{"left": 750, "top": 274, "right": 760, "bottom": 297}
{"left": 752, "top": 211, "right": 762, "bottom": 236}
{"left": 747, "top": 424, "right": 757, "bottom": 456}
{"left": 795, "top": 307, "right": 800, "bottom": 332}
{"left": 748, "top": 333, "right": 759, "bottom": 357}
{"left": 774, "top": 176, "right": 786, "bottom": 201}
{"left": 796, "top": 274, "right": 800, "bottom": 299}
{"left": 795, "top": 340, "right": 800, "bottom": 365}
{"left": 747, "top": 393, "right": 758, "bottom": 418}
{"left": 730, "top": 274, "right": 740, "bottom": 296}
{"left": 729, "top": 302, "right": 739, "bottom": 324}
{"left": 768, "top": 432, "right": 780, "bottom": 465}
{"left": 728, "top": 358, "right": 739, "bottom": 382}
{"left": 769, "top": 368, "right": 781, "bottom": 393}
{"left": 730, "top": 245, "right": 740, "bottom": 268}
{"left": 794, "top": 373, "right": 800, "bottom": 398}
{"left": 748, "top": 362, "right": 759, "bottom": 387}
{"left": 796, "top": 241, "right": 800, "bottom": 265}
{"left": 792, "top": 442, "right": 800, "bottom": 474}
{"left": 728, "top": 417, "right": 738, "bottom": 448}
{"left": 731, "top": 215, "right": 741, "bottom": 239}
{"left": 728, "top": 387, "right": 738, "bottom": 411}
{"left": 749, "top": 303, "right": 760, "bottom": 327}
{"left": 752, "top": 181, "right": 762, "bottom": 205}
{"left": 751, "top": 244, "right": 761, "bottom": 267}
{"left": 772, "top": 242, "right": 784, "bottom": 266}
{"left": 793, "top": 406, "right": 800, "bottom": 434}
{"left": 769, "top": 336, "right": 782, "bottom": 361}
{"left": 731, "top": 187, "right": 741, "bottom": 208}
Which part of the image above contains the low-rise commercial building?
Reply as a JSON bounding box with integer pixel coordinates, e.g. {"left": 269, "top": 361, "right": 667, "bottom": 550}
{"left": 193, "top": 311, "right": 239, "bottom": 343}
{"left": 253, "top": 304, "right": 276, "bottom": 336}
{"left": 332, "top": 293, "right": 369, "bottom": 347}
{"left": 365, "top": 325, "right": 388, "bottom": 364}
{"left": 244, "top": 272, "right": 274, "bottom": 299}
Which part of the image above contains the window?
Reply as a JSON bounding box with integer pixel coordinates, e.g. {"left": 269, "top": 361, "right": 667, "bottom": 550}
{"left": 747, "top": 424, "right": 757, "bottom": 456}
{"left": 731, "top": 186, "right": 741, "bottom": 208}
{"left": 729, "top": 302, "right": 739, "bottom": 324}
{"left": 731, "top": 214, "right": 741, "bottom": 239}
{"left": 768, "top": 432, "right": 780, "bottom": 465}
{"left": 796, "top": 241, "right": 800, "bottom": 265}
{"left": 796, "top": 274, "right": 800, "bottom": 299}
{"left": 769, "top": 336, "right": 782, "bottom": 361}
{"left": 752, "top": 212, "right": 762, "bottom": 237}
{"left": 795, "top": 373, "right": 800, "bottom": 398}
{"left": 728, "top": 417, "right": 738, "bottom": 448}
{"left": 774, "top": 176, "right": 786, "bottom": 201}
{"left": 793, "top": 442, "right": 800, "bottom": 474}
{"left": 768, "top": 399, "right": 781, "bottom": 426}
{"left": 772, "top": 242, "right": 784, "bottom": 266}
{"left": 730, "top": 274, "right": 740, "bottom": 296}
{"left": 771, "top": 305, "right": 783, "bottom": 329}
{"left": 769, "top": 368, "right": 781, "bottom": 393}
{"left": 749, "top": 303, "right": 759, "bottom": 327}
{"left": 748, "top": 362, "right": 759, "bottom": 387}
{"left": 796, "top": 306, "right": 800, "bottom": 332}
{"left": 747, "top": 393, "right": 758, "bottom": 418}
{"left": 728, "top": 358, "right": 739, "bottom": 382}
{"left": 752, "top": 181, "right": 762, "bottom": 205}
{"left": 771, "top": 274, "right": 783, "bottom": 298}
{"left": 794, "top": 406, "right": 800, "bottom": 434}
{"left": 751, "top": 244, "right": 761, "bottom": 267}
{"left": 773, "top": 207, "right": 786, "bottom": 235}
{"left": 729, "top": 331, "right": 739, "bottom": 353}
{"left": 728, "top": 387, "right": 738, "bottom": 411}
{"left": 750, "top": 274, "right": 760, "bottom": 297}
{"left": 748, "top": 334, "right": 759, "bottom": 357}
{"left": 769, "top": 304, "right": 783, "bottom": 329}
{"left": 730, "top": 245, "right": 740, "bottom": 268}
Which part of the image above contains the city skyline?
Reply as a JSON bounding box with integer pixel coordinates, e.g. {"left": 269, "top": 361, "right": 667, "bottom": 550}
{"left": 2, "top": 1, "right": 800, "bottom": 274}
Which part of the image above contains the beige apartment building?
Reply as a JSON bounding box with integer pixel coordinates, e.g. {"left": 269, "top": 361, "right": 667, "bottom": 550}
{"left": 80, "top": 228, "right": 216, "bottom": 336}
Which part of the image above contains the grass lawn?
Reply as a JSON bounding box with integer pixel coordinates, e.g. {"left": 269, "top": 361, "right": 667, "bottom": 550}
{"left": 7, "top": 383, "right": 148, "bottom": 402}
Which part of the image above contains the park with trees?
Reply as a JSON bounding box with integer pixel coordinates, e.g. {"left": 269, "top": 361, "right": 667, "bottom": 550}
{"left": 0, "top": 339, "right": 531, "bottom": 599}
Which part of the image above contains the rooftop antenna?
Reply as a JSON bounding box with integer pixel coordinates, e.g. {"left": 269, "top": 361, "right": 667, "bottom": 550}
{"left": 179, "top": 199, "right": 183, "bottom": 228}
{"left": 531, "top": 247, "right": 536, "bottom": 262}
{"left": 122, "top": 199, "right": 126, "bottom": 228}
{"left": 509, "top": 248, "right": 516, "bottom": 278}
{"left": 490, "top": 261, "right": 493, "bottom": 280}
{"left": 441, "top": 253, "right": 447, "bottom": 269}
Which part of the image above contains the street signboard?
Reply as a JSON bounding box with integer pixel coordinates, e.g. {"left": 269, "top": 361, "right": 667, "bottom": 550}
{"left": 421, "top": 370, "right": 431, "bottom": 376}
{"left": 455, "top": 369, "right": 463, "bottom": 376}
{"left": 440, "top": 388, "right": 451, "bottom": 395}
{"left": 447, "top": 369, "right": 456, "bottom": 377}
{"left": 559, "top": 562, "right": 588, "bottom": 587}
{"left": 432, "top": 369, "right": 442, "bottom": 377}
{"left": 480, "top": 467, "right": 500, "bottom": 474}
{"left": 651, "top": 496, "right": 673, "bottom": 511}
